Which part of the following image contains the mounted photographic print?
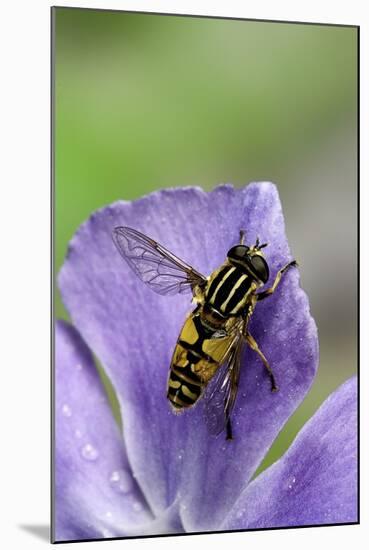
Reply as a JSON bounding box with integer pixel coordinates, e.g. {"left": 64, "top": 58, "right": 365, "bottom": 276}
{"left": 51, "top": 7, "right": 359, "bottom": 543}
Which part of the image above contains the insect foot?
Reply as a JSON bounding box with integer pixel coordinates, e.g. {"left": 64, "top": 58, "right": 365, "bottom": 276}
{"left": 283, "top": 260, "right": 298, "bottom": 272}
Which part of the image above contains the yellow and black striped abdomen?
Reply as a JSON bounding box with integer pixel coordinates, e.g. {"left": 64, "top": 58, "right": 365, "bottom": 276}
{"left": 167, "top": 313, "right": 234, "bottom": 410}
{"left": 205, "top": 263, "right": 255, "bottom": 316}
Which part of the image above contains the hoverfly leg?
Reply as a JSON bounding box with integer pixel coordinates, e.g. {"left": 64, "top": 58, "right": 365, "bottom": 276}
{"left": 256, "top": 260, "right": 298, "bottom": 301}
{"left": 244, "top": 331, "right": 278, "bottom": 392}
{"left": 226, "top": 418, "right": 233, "bottom": 440}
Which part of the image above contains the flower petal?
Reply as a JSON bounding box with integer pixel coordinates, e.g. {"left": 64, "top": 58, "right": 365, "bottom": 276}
{"left": 223, "top": 376, "right": 358, "bottom": 529}
{"left": 54, "top": 320, "right": 153, "bottom": 542}
{"left": 58, "top": 183, "right": 318, "bottom": 532}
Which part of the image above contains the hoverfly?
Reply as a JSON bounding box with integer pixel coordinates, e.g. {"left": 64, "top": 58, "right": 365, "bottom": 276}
{"left": 113, "top": 226, "right": 297, "bottom": 440}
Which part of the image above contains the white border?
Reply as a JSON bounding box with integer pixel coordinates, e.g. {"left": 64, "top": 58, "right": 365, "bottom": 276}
{"left": 1, "top": 1, "right": 366, "bottom": 549}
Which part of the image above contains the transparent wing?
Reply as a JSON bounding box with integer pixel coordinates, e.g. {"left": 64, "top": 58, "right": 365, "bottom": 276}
{"left": 112, "top": 226, "right": 207, "bottom": 296}
{"left": 204, "top": 331, "right": 244, "bottom": 437}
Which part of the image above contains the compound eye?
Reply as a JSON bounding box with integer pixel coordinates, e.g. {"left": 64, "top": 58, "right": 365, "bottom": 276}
{"left": 227, "top": 245, "right": 249, "bottom": 260}
{"left": 251, "top": 255, "right": 269, "bottom": 283}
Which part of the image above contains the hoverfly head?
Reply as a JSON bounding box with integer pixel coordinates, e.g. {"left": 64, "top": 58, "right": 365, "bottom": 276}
{"left": 227, "top": 239, "right": 269, "bottom": 283}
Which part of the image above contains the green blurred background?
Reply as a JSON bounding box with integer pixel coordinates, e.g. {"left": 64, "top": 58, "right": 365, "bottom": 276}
{"left": 54, "top": 8, "right": 357, "bottom": 474}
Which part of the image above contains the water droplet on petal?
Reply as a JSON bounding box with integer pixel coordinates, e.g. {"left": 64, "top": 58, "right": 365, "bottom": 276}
{"left": 74, "top": 428, "right": 82, "bottom": 439}
{"left": 109, "top": 469, "right": 134, "bottom": 494}
{"left": 105, "top": 511, "right": 113, "bottom": 519}
{"left": 76, "top": 363, "right": 83, "bottom": 371}
{"left": 287, "top": 475, "right": 296, "bottom": 489}
{"left": 62, "top": 404, "right": 72, "bottom": 417}
{"left": 132, "top": 500, "right": 143, "bottom": 512}
{"left": 81, "top": 443, "right": 99, "bottom": 461}
{"left": 102, "top": 528, "right": 113, "bottom": 538}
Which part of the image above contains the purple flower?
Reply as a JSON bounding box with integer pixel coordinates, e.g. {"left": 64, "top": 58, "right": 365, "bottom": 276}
{"left": 55, "top": 183, "right": 357, "bottom": 541}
